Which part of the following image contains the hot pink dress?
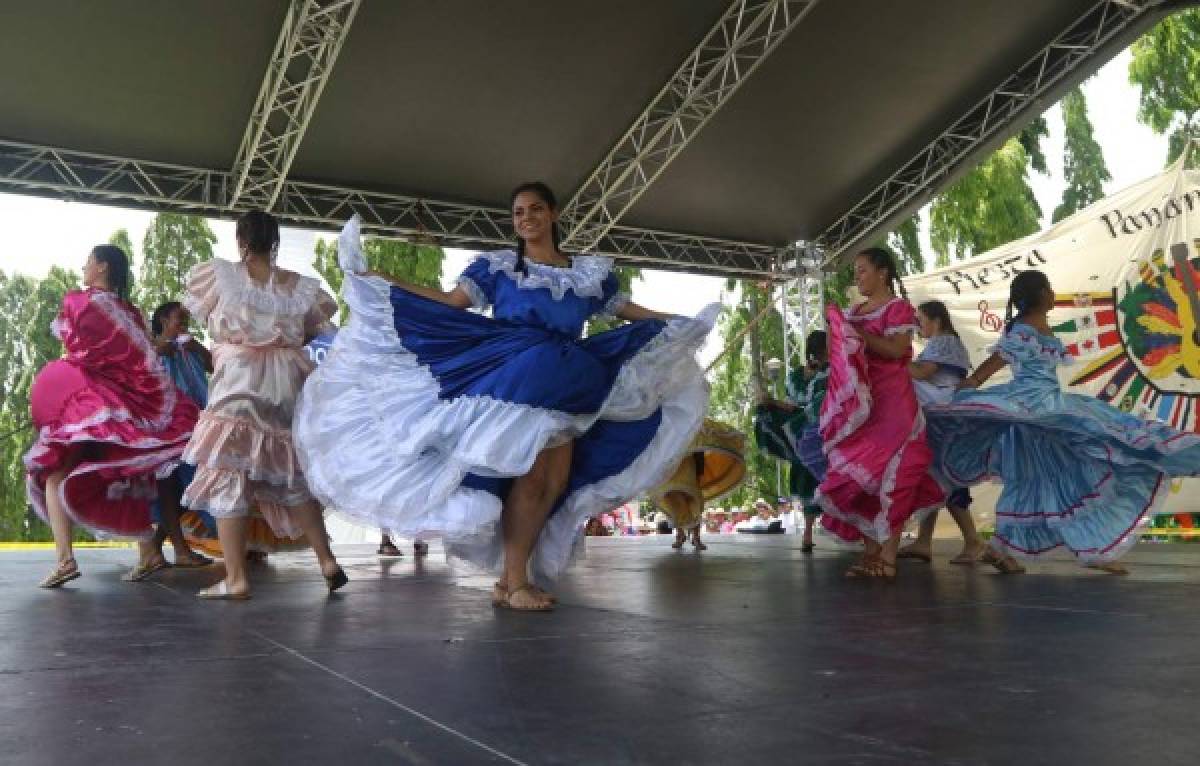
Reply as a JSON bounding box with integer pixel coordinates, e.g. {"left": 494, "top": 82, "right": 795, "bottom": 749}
{"left": 26, "top": 288, "right": 199, "bottom": 538}
{"left": 817, "top": 299, "right": 943, "bottom": 543}
{"left": 180, "top": 259, "right": 336, "bottom": 538}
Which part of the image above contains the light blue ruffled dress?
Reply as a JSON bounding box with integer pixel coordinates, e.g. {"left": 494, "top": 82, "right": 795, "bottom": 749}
{"left": 925, "top": 323, "right": 1200, "bottom": 563}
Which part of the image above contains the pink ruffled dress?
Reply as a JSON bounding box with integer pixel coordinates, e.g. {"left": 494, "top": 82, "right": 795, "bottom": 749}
{"left": 817, "top": 298, "right": 944, "bottom": 543}
{"left": 26, "top": 288, "right": 199, "bottom": 538}
{"left": 180, "top": 259, "right": 336, "bottom": 537}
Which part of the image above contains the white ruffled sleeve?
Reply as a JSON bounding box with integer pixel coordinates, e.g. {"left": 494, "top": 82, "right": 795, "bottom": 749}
{"left": 596, "top": 272, "right": 629, "bottom": 319}
{"left": 182, "top": 260, "right": 221, "bottom": 324}
{"left": 456, "top": 256, "right": 498, "bottom": 310}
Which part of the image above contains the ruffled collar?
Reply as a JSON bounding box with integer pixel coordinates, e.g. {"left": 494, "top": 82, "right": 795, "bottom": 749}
{"left": 213, "top": 258, "right": 319, "bottom": 316}
{"left": 1007, "top": 323, "right": 1073, "bottom": 362}
{"left": 479, "top": 250, "right": 612, "bottom": 301}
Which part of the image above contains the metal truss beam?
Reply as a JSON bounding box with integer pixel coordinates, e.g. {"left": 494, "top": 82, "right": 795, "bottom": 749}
{"left": 0, "top": 138, "right": 780, "bottom": 280}
{"left": 815, "top": 0, "right": 1171, "bottom": 268}
{"left": 229, "top": 0, "right": 360, "bottom": 210}
{"left": 559, "top": 0, "right": 818, "bottom": 252}
{"left": 777, "top": 244, "right": 825, "bottom": 386}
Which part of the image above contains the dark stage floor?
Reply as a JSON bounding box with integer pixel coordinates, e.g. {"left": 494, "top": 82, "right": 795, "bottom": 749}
{"left": 3, "top": 535, "right": 1199, "bottom": 766}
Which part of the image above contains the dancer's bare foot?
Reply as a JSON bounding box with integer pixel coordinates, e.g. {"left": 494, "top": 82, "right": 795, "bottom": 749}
{"left": 691, "top": 532, "right": 707, "bottom": 551}
{"left": 672, "top": 529, "right": 686, "bottom": 549}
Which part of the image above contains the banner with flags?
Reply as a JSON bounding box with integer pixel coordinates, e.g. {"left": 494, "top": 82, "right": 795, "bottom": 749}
{"left": 905, "top": 152, "right": 1200, "bottom": 518}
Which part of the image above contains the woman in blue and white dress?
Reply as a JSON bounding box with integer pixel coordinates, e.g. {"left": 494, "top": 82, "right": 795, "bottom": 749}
{"left": 295, "top": 182, "right": 718, "bottom": 610}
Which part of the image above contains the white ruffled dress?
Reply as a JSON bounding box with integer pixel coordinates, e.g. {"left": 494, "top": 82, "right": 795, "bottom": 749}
{"left": 180, "top": 258, "right": 337, "bottom": 537}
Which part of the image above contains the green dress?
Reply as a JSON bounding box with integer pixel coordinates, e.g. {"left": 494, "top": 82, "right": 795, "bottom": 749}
{"left": 754, "top": 366, "right": 827, "bottom": 513}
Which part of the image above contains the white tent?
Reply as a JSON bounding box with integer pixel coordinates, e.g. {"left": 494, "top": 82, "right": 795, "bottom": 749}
{"left": 906, "top": 151, "right": 1200, "bottom": 517}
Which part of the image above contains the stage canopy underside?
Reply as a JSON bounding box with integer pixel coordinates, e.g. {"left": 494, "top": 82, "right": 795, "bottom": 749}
{"left": 0, "top": 0, "right": 1194, "bottom": 278}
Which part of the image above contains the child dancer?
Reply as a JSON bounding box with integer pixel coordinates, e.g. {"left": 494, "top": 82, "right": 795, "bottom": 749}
{"left": 926, "top": 270, "right": 1200, "bottom": 574}
{"left": 123, "top": 302, "right": 215, "bottom": 580}
{"left": 817, "top": 248, "right": 944, "bottom": 580}
{"left": 897, "top": 300, "right": 986, "bottom": 565}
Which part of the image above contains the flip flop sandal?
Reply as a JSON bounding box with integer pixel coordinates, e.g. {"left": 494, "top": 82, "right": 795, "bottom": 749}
{"left": 173, "top": 553, "right": 213, "bottom": 568}
{"left": 982, "top": 549, "right": 1026, "bottom": 574}
{"left": 124, "top": 559, "right": 171, "bottom": 582}
{"left": 896, "top": 550, "right": 933, "bottom": 563}
{"left": 197, "top": 581, "right": 251, "bottom": 600}
{"left": 492, "top": 582, "right": 557, "bottom": 605}
{"left": 39, "top": 560, "right": 81, "bottom": 588}
{"left": 949, "top": 549, "right": 986, "bottom": 566}
{"left": 498, "top": 584, "right": 554, "bottom": 612}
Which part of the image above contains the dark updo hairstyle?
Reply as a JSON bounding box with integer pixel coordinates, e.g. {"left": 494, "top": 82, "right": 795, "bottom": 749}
{"left": 236, "top": 210, "right": 280, "bottom": 259}
{"left": 91, "top": 244, "right": 132, "bottom": 302}
{"left": 855, "top": 246, "right": 908, "bottom": 300}
{"left": 805, "top": 329, "right": 828, "bottom": 364}
{"left": 150, "top": 300, "right": 182, "bottom": 337}
{"left": 509, "top": 181, "right": 564, "bottom": 274}
{"left": 917, "top": 300, "right": 959, "bottom": 337}
{"left": 1005, "top": 270, "right": 1053, "bottom": 333}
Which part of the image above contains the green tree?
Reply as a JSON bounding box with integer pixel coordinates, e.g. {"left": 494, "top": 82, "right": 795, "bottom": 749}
{"left": 887, "top": 214, "right": 924, "bottom": 276}
{"left": 930, "top": 138, "right": 1042, "bottom": 265}
{"left": 108, "top": 228, "right": 135, "bottom": 264}
{"left": 1129, "top": 8, "right": 1200, "bottom": 167}
{"left": 313, "top": 235, "right": 445, "bottom": 323}
{"left": 929, "top": 119, "right": 1048, "bottom": 265}
{"left": 136, "top": 214, "right": 217, "bottom": 332}
{"left": 1053, "top": 87, "right": 1112, "bottom": 222}
{"left": 0, "top": 267, "right": 80, "bottom": 540}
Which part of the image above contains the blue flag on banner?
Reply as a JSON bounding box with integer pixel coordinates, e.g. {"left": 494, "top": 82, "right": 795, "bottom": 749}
{"left": 304, "top": 330, "right": 337, "bottom": 366}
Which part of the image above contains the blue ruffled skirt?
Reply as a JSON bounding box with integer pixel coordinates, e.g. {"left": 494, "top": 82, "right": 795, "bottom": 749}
{"left": 926, "top": 382, "right": 1200, "bottom": 563}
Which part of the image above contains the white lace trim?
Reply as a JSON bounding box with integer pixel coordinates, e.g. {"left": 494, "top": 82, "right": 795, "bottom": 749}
{"left": 456, "top": 275, "right": 489, "bottom": 310}
{"left": 50, "top": 316, "right": 67, "bottom": 341}
{"left": 883, "top": 323, "right": 918, "bottom": 337}
{"left": 28, "top": 448, "right": 182, "bottom": 541}
{"left": 477, "top": 250, "right": 613, "bottom": 301}
{"left": 819, "top": 310, "right": 871, "bottom": 452}
{"left": 600, "top": 291, "right": 630, "bottom": 319}
{"left": 89, "top": 290, "right": 179, "bottom": 433}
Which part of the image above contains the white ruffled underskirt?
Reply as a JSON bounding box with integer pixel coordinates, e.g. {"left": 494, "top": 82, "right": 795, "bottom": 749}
{"left": 294, "top": 266, "right": 716, "bottom": 581}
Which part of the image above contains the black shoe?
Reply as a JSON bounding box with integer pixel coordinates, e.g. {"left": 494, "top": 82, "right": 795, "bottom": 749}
{"left": 325, "top": 567, "right": 348, "bottom": 592}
